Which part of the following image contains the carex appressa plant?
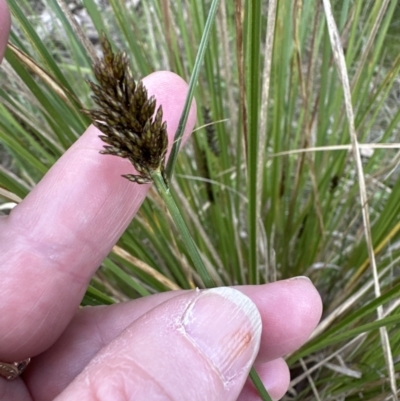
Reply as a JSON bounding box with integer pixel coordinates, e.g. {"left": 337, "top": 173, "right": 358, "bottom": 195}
{"left": 84, "top": 34, "right": 214, "bottom": 288}
{"left": 84, "top": 34, "right": 168, "bottom": 184}
{"left": 84, "top": 34, "right": 271, "bottom": 401}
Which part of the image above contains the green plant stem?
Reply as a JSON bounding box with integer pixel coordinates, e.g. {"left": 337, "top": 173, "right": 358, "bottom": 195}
{"left": 250, "top": 368, "right": 273, "bottom": 401}
{"left": 151, "top": 170, "right": 215, "bottom": 288}
{"left": 245, "top": 0, "right": 263, "bottom": 285}
{"left": 165, "top": 0, "right": 221, "bottom": 180}
{"left": 152, "top": 170, "right": 271, "bottom": 400}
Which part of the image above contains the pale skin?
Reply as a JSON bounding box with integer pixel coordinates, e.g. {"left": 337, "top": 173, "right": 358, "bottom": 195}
{"left": 0, "top": 2, "right": 322, "bottom": 400}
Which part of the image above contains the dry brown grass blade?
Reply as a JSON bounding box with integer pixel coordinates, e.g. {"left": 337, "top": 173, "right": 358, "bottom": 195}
{"left": 321, "top": 1, "right": 398, "bottom": 398}
{"left": 293, "top": 282, "right": 400, "bottom": 390}
{"left": 7, "top": 43, "right": 81, "bottom": 109}
{"left": 299, "top": 358, "right": 322, "bottom": 401}
{"left": 256, "top": 0, "right": 277, "bottom": 281}
{"left": 290, "top": 335, "right": 365, "bottom": 389}
{"left": 310, "top": 258, "right": 399, "bottom": 340}
{"left": 112, "top": 245, "right": 181, "bottom": 291}
{"left": 271, "top": 143, "right": 400, "bottom": 157}
{"left": 0, "top": 188, "right": 22, "bottom": 203}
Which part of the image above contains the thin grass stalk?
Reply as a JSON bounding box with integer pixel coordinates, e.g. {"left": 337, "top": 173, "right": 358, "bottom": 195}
{"left": 0, "top": 166, "right": 30, "bottom": 198}
{"left": 108, "top": 0, "right": 150, "bottom": 76}
{"left": 96, "top": 270, "right": 130, "bottom": 302}
{"left": 112, "top": 245, "right": 181, "bottom": 291}
{"left": 142, "top": 4, "right": 161, "bottom": 71}
{"left": 0, "top": 101, "right": 56, "bottom": 165}
{"left": 55, "top": 0, "right": 98, "bottom": 64}
{"left": 7, "top": 43, "right": 80, "bottom": 111}
{"left": 310, "top": 259, "right": 400, "bottom": 341}
{"left": 344, "top": 219, "right": 400, "bottom": 295}
{"left": 305, "top": 153, "right": 325, "bottom": 239}
{"left": 135, "top": 199, "right": 193, "bottom": 289}
{"left": 82, "top": 0, "right": 110, "bottom": 38}
{"left": 299, "top": 359, "right": 322, "bottom": 401}
{"left": 233, "top": 3, "right": 248, "bottom": 282}
{"left": 351, "top": 1, "right": 397, "bottom": 109}
{"left": 272, "top": 143, "right": 400, "bottom": 157}
{"left": 7, "top": 0, "right": 76, "bottom": 93}
{"left": 4, "top": 50, "right": 85, "bottom": 148}
{"left": 0, "top": 91, "right": 64, "bottom": 156}
{"left": 249, "top": 368, "right": 273, "bottom": 401}
{"left": 171, "top": 179, "right": 226, "bottom": 278}
{"left": 160, "top": 0, "right": 175, "bottom": 71}
{"left": 305, "top": 1, "right": 320, "bottom": 98}
{"left": 175, "top": 0, "right": 195, "bottom": 76}
{"left": 289, "top": 335, "right": 364, "bottom": 389}
{"left": 350, "top": 0, "right": 390, "bottom": 89}
{"left": 235, "top": 0, "right": 247, "bottom": 157}
{"left": 85, "top": 285, "right": 115, "bottom": 305}
{"left": 290, "top": 283, "right": 400, "bottom": 373}
{"left": 218, "top": 0, "right": 237, "bottom": 143}
{"left": 0, "top": 188, "right": 22, "bottom": 203}
{"left": 102, "top": 258, "right": 151, "bottom": 297}
{"left": 245, "top": 0, "right": 262, "bottom": 284}
{"left": 165, "top": 0, "right": 221, "bottom": 179}
{"left": 295, "top": 313, "right": 400, "bottom": 359}
{"left": 322, "top": 1, "right": 398, "bottom": 397}
{"left": 151, "top": 171, "right": 215, "bottom": 288}
{"left": 257, "top": 0, "right": 277, "bottom": 282}
{"left": 292, "top": 2, "right": 325, "bottom": 243}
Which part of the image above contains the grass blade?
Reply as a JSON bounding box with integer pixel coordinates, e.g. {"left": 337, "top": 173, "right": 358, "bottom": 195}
{"left": 165, "top": 0, "right": 221, "bottom": 179}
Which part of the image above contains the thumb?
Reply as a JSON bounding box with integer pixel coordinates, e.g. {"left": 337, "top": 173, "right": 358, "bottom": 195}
{"left": 55, "top": 288, "right": 262, "bottom": 401}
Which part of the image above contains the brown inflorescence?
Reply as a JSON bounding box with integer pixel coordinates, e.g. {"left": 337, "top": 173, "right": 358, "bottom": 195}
{"left": 83, "top": 35, "right": 168, "bottom": 184}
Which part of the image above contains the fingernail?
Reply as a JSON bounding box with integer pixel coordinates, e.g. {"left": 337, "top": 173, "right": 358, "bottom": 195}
{"left": 288, "top": 275, "right": 311, "bottom": 282}
{"left": 182, "top": 287, "right": 262, "bottom": 383}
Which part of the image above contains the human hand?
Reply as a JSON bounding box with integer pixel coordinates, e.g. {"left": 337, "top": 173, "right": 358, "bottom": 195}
{"left": 0, "top": 3, "right": 322, "bottom": 400}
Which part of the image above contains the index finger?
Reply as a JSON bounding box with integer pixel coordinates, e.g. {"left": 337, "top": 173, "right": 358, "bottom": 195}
{"left": 0, "top": 71, "right": 196, "bottom": 361}
{"left": 0, "top": 0, "right": 11, "bottom": 62}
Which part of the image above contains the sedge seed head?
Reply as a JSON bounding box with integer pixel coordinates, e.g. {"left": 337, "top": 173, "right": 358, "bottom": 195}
{"left": 83, "top": 34, "right": 168, "bottom": 184}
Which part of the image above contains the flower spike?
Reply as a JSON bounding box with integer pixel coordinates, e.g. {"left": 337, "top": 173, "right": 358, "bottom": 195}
{"left": 83, "top": 34, "right": 168, "bottom": 184}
